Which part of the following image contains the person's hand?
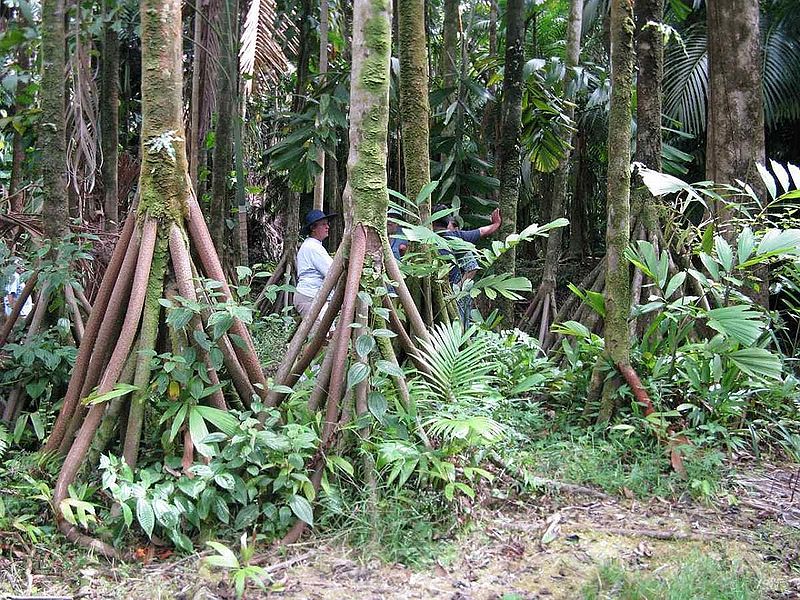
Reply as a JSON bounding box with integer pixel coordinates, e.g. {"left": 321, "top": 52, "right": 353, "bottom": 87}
{"left": 491, "top": 208, "right": 501, "bottom": 226}
{"left": 399, "top": 243, "right": 408, "bottom": 256}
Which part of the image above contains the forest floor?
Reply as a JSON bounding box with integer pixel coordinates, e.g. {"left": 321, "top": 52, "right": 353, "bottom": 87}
{"left": 1, "top": 462, "right": 799, "bottom": 599}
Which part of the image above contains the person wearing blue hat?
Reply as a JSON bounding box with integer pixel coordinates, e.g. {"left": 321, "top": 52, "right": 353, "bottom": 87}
{"left": 294, "top": 209, "right": 339, "bottom": 320}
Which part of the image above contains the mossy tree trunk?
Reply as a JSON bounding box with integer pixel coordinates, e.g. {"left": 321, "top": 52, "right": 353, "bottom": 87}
{"left": 40, "top": 0, "right": 68, "bottom": 242}
{"left": 591, "top": 0, "right": 653, "bottom": 422}
{"left": 47, "top": 0, "right": 270, "bottom": 558}
{"left": 100, "top": 0, "right": 119, "bottom": 229}
{"left": 604, "top": 0, "right": 635, "bottom": 371}
{"left": 398, "top": 0, "right": 431, "bottom": 217}
{"left": 494, "top": 0, "right": 525, "bottom": 323}
{"left": 268, "top": 0, "right": 432, "bottom": 545}
{"left": 439, "top": 0, "right": 459, "bottom": 91}
{"left": 520, "top": 0, "right": 583, "bottom": 341}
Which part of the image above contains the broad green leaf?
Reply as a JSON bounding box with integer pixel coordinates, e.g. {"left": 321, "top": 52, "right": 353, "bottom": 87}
{"left": 367, "top": 391, "right": 388, "bottom": 419}
{"left": 715, "top": 236, "right": 734, "bottom": 273}
{"left": 737, "top": 227, "right": 755, "bottom": 265}
{"left": 663, "top": 272, "right": 686, "bottom": 300}
{"left": 136, "top": 497, "right": 155, "bottom": 539}
{"left": 729, "top": 348, "right": 783, "bottom": 381}
{"left": 706, "top": 305, "right": 764, "bottom": 346}
{"left": 194, "top": 405, "right": 239, "bottom": 437}
{"left": 214, "top": 473, "right": 236, "bottom": 490}
{"left": 83, "top": 383, "right": 139, "bottom": 406}
{"left": 355, "top": 334, "right": 376, "bottom": 359}
{"left": 376, "top": 359, "right": 404, "bottom": 378}
{"left": 346, "top": 362, "right": 370, "bottom": 389}
{"left": 288, "top": 494, "right": 314, "bottom": 526}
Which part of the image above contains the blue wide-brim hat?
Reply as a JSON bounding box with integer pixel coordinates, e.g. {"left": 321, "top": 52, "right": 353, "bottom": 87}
{"left": 303, "top": 209, "right": 339, "bottom": 233}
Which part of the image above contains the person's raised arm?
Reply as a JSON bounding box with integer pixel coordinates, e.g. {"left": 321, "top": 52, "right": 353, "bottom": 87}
{"left": 477, "top": 208, "right": 502, "bottom": 238}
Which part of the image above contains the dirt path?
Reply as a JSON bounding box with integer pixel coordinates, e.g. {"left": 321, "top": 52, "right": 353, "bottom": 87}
{"left": 2, "top": 485, "right": 798, "bottom": 599}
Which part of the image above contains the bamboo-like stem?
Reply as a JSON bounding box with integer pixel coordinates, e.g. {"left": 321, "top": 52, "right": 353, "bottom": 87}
{"left": 52, "top": 221, "right": 141, "bottom": 452}
{"left": 319, "top": 227, "right": 366, "bottom": 443}
{"left": 53, "top": 218, "right": 159, "bottom": 549}
{"left": 277, "top": 275, "right": 347, "bottom": 405}
{"left": 122, "top": 232, "right": 166, "bottom": 469}
{"left": 383, "top": 244, "right": 430, "bottom": 344}
{"left": 185, "top": 192, "right": 269, "bottom": 400}
{"left": 74, "top": 285, "right": 93, "bottom": 315}
{"left": 46, "top": 213, "right": 136, "bottom": 450}
{"left": 374, "top": 315, "right": 432, "bottom": 449}
{"left": 353, "top": 296, "right": 378, "bottom": 515}
{"left": 306, "top": 345, "right": 336, "bottom": 413}
{"left": 169, "top": 224, "right": 226, "bottom": 410}
{"left": 64, "top": 284, "right": 84, "bottom": 342}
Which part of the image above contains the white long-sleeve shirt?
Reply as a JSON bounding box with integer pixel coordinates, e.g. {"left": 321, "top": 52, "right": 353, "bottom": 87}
{"left": 295, "top": 237, "right": 333, "bottom": 297}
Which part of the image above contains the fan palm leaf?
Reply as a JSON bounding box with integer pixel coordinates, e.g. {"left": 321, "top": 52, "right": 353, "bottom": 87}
{"left": 663, "top": 23, "right": 708, "bottom": 137}
{"left": 763, "top": 26, "right": 800, "bottom": 126}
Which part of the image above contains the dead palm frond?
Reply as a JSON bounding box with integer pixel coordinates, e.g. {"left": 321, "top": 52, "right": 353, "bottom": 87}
{"left": 239, "top": 0, "right": 294, "bottom": 99}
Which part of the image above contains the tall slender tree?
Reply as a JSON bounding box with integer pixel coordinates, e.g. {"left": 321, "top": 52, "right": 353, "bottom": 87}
{"left": 591, "top": 0, "right": 653, "bottom": 422}
{"left": 313, "top": 0, "right": 329, "bottom": 211}
{"left": 520, "top": 0, "right": 583, "bottom": 341}
{"left": 495, "top": 0, "right": 526, "bottom": 322}
{"left": 100, "top": 0, "right": 120, "bottom": 228}
{"left": 40, "top": 0, "right": 68, "bottom": 242}
{"left": 210, "top": 0, "right": 239, "bottom": 258}
{"left": 48, "top": 0, "right": 269, "bottom": 557}
{"left": 267, "top": 0, "right": 432, "bottom": 544}
{"left": 706, "top": 0, "right": 766, "bottom": 233}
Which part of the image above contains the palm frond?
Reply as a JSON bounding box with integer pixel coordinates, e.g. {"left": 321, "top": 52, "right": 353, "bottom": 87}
{"left": 412, "top": 321, "right": 499, "bottom": 406}
{"left": 663, "top": 23, "right": 708, "bottom": 136}
{"left": 0, "top": 423, "right": 10, "bottom": 460}
{"left": 763, "top": 27, "right": 800, "bottom": 127}
{"left": 240, "top": 0, "right": 293, "bottom": 98}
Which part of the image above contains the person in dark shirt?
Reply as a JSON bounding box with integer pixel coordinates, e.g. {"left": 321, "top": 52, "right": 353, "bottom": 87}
{"left": 432, "top": 205, "right": 501, "bottom": 284}
{"left": 432, "top": 205, "right": 502, "bottom": 325}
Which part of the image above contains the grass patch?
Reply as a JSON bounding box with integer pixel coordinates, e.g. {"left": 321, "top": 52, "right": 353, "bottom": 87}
{"left": 583, "top": 550, "right": 763, "bottom": 599}
{"left": 522, "top": 429, "right": 726, "bottom": 499}
{"left": 336, "top": 489, "right": 459, "bottom": 568}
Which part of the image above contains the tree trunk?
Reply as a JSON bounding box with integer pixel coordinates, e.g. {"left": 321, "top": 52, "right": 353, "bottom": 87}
{"left": 705, "top": 0, "right": 765, "bottom": 235}
{"left": 440, "top": 0, "right": 459, "bottom": 90}
{"left": 9, "top": 40, "right": 29, "bottom": 211}
{"left": 100, "top": 0, "right": 120, "bottom": 229}
{"left": 40, "top": 0, "right": 68, "bottom": 241}
{"left": 189, "top": 0, "right": 209, "bottom": 191}
{"left": 313, "top": 0, "right": 329, "bottom": 211}
{"left": 210, "top": 0, "right": 238, "bottom": 258}
{"left": 596, "top": 0, "right": 635, "bottom": 418}
{"left": 270, "top": 0, "right": 431, "bottom": 545}
{"left": 49, "top": 0, "right": 269, "bottom": 558}
{"left": 706, "top": 0, "right": 767, "bottom": 306}
{"left": 521, "top": 0, "right": 582, "bottom": 339}
{"left": 495, "top": 0, "right": 525, "bottom": 322}
{"left": 398, "top": 0, "right": 431, "bottom": 216}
